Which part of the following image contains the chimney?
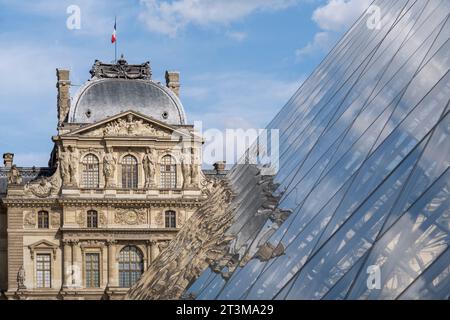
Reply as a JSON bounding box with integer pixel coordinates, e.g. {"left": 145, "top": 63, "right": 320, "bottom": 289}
{"left": 165, "top": 71, "right": 180, "bottom": 97}
{"left": 3, "top": 153, "right": 14, "bottom": 169}
{"left": 56, "top": 69, "right": 71, "bottom": 125}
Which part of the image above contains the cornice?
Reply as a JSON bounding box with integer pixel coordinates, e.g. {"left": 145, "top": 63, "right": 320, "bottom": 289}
{"left": 2, "top": 196, "right": 204, "bottom": 208}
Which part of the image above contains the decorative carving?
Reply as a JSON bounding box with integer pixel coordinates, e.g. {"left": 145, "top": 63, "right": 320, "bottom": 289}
{"left": 24, "top": 212, "right": 37, "bottom": 227}
{"left": 17, "top": 265, "right": 26, "bottom": 290}
{"left": 143, "top": 148, "right": 156, "bottom": 188}
{"left": 155, "top": 211, "right": 164, "bottom": 227}
{"left": 99, "top": 212, "right": 107, "bottom": 226}
{"left": 103, "top": 147, "right": 117, "bottom": 188}
{"left": 76, "top": 211, "right": 87, "bottom": 227}
{"left": 51, "top": 212, "right": 61, "bottom": 228}
{"left": 115, "top": 209, "right": 146, "bottom": 225}
{"left": 24, "top": 174, "right": 60, "bottom": 198}
{"left": 86, "top": 115, "right": 171, "bottom": 137}
{"left": 60, "top": 146, "right": 78, "bottom": 187}
{"left": 8, "top": 165, "right": 22, "bottom": 185}
{"left": 90, "top": 56, "right": 152, "bottom": 80}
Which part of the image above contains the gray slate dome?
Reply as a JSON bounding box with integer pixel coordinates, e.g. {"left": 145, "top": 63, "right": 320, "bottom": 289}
{"left": 69, "top": 58, "right": 186, "bottom": 125}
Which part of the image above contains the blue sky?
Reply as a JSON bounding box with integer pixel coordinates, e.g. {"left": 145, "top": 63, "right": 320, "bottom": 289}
{"left": 0, "top": 0, "right": 372, "bottom": 167}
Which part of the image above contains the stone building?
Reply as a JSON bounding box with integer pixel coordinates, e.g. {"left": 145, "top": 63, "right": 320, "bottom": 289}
{"left": 0, "top": 57, "right": 222, "bottom": 300}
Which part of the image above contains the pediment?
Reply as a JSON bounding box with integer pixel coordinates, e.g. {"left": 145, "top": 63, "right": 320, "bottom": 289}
{"left": 65, "top": 111, "right": 190, "bottom": 138}
{"left": 29, "top": 239, "right": 59, "bottom": 251}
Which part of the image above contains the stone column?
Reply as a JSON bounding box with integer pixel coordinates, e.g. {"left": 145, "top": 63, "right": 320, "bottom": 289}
{"left": 106, "top": 240, "right": 117, "bottom": 288}
{"left": 146, "top": 241, "right": 156, "bottom": 269}
{"left": 71, "top": 240, "right": 82, "bottom": 287}
{"left": 62, "top": 240, "right": 72, "bottom": 288}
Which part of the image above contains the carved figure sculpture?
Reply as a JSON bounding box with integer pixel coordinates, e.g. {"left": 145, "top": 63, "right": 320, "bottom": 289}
{"left": 143, "top": 148, "right": 156, "bottom": 188}
{"left": 103, "top": 147, "right": 117, "bottom": 187}
{"left": 8, "top": 165, "right": 22, "bottom": 185}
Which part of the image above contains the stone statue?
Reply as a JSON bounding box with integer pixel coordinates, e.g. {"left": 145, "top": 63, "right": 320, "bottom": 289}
{"left": 17, "top": 265, "right": 26, "bottom": 290}
{"left": 181, "top": 154, "right": 192, "bottom": 189}
{"left": 59, "top": 147, "right": 70, "bottom": 185}
{"left": 143, "top": 148, "right": 156, "bottom": 188}
{"left": 8, "top": 165, "right": 22, "bottom": 185}
{"left": 103, "top": 147, "right": 117, "bottom": 187}
{"left": 190, "top": 149, "right": 200, "bottom": 188}
{"left": 68, "top": 146, "right": 79, "bottom": 186}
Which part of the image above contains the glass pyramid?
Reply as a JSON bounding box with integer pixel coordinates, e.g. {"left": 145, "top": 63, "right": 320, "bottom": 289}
{"left": 129, "top": 0, "right": 450, "bottom": 300}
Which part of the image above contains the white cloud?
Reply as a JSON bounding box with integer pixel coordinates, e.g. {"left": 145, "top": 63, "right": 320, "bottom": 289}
{"left": 184, "top": 71, "right": 305, "bottom": 130}
{"left": 313, "top": 0, "right": 373, "bottom": 31}
{"left": 139, "top": 0, "right": 299, "bottom": 37}
{"left": 295, "top": 31, "right": 335, "bottom": 59}
{"left": 226, "top": 31, "right": 248, "bottom": 42}
{"left": 296, "top": 0, "right": 372, "bottom": 59}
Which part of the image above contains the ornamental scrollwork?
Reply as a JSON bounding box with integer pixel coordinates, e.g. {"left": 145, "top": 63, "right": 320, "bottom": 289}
{"left": 114, "top": 209, "right": 147, "bottom": 225}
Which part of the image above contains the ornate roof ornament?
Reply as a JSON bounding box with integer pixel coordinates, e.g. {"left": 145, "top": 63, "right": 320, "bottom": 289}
{"left": 89, "top": 55, "right": 152, "bottom": 80}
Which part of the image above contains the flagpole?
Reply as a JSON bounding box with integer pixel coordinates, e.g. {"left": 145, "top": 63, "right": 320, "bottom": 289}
{"left": 114, "top": 16, "right": 117, "bottom": 63}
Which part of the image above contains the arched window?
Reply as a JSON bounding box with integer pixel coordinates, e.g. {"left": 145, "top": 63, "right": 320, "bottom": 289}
{"left": 87, "top": 210, "right": 98, "bottom": 228}
{"left": 38, "top": 211, "right": 49, "bottom": 229}
{"left": 160, "top": 155, "right": 176, "bottom": 189}
{"left": 119, "top": 246, "right": 144, "bottom": 288}
{"left": 122, "top": 155, "right": 138, "bottom": 189}
{"left": 81, "top": 154, "right": 99, "bottom": 188}
{"left": 165, "top": 210, "right": 177, "bottom": 228}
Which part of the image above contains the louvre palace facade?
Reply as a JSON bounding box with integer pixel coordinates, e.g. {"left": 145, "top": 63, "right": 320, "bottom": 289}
{"left": 0, "top": 56, "right": 225, "bottom": 300}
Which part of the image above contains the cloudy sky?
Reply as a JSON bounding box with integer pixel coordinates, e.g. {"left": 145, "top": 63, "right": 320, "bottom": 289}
{"left": 0, "top": 0, "right": 372, "bottom": 166}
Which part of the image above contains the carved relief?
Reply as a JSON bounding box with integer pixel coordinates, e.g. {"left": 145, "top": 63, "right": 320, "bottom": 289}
{"left": 114, "top": 209, "right": 146, "bottom": 225}
{"left": 143, "top": 148, "right": 156, "bottom": 188}
{"left": 24, "top": 172, "right": 61, "bottom": 198}
{"left": 51, "top": 212, "right": 61, "bottom": 228}
{"left": 76, "top": 211, "right": 87, "bottom": 227}
{"left": 24, "top": 212, "right": 37, "bottom": 227}
{"left": 176, "top": 211, "right": 184, "bottom": 228}
{"left": 103, "top": 147, "right": 117, "bottom": 188}
{"left": 154, "top": 211, "right": 164, "bottom": 227}
{"left": 8, "top": 165, "right": 22, "bottom": 185}
{"left": 85, "top": 115, "right": 171, "bottom": 137}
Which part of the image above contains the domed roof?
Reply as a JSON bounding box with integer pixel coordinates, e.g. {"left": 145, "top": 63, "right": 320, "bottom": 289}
{"left": 68, "top": 58, "right": 186, "bottom": 125}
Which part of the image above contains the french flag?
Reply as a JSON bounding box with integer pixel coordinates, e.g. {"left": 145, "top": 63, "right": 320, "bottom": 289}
{"left": 111, "top": 19, "right": 117, "bottom": 44}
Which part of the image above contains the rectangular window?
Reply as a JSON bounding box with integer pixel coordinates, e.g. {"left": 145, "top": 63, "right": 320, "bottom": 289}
{"left": 87, "top": 211, "right": 98, "bottom": 228}
{"left": 36, "top": 254, "right": 51, "bottom": 288}
{"left": 85, "top": 253, "right": 100, "bottom": 288}
{"left": 38, "top": 211, "right": 49, "bottom": 229}
{"left": 165, "top": 211, "right": 177, "bottom": 228}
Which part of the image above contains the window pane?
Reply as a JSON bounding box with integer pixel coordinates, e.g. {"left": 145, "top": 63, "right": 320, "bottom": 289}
{"left": 122, "top": 156, "right": 138, "bottom": 189}
{"left": 87, "top": 210, "right": 98, "bottom": 228}
{"left": 36, "top": 254, "right": 51, "bottom": 288}
{"left": 85, "top": 253, "right": 100, "bottom": 288}
{"left": 119, "top": 246, "right": 144, "bottom": 288}
{"left": 160, "top": 156, "right": 176, "bottom": 189}
{"left": 38, "top": 211, "right": 49, "bottom": 229}
{"left": 82, "top": 154, "right": 99, "bottom": 188}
